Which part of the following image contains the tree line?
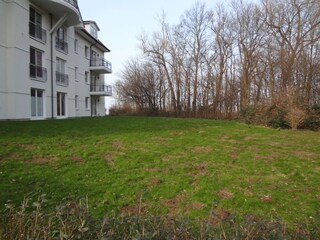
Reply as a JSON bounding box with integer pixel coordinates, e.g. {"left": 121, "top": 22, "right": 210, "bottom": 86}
{"left": 114, "top": 0, "right": 320, "bottom": 122}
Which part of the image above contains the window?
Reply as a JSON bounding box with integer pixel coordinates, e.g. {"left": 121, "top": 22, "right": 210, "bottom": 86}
{"left": 85, "top": 97, "right": 90, "bottom": 110}
{"left": 75, "top": 95, "right": 79, "bottom": 109}
{"left": 29, "top": 7, "right": 46, "bottom": 43}
{"left": 31, "top": 88, "right": 44, "bottom": 117}
{"left": 85, "top": 71, "right": 89, "bottom": 83}
{"left": 75, "top": 67, "right": 78, "bottom": 81}
{"left": 56, "top": 27, "right": 68, "bottom": 54}
{"left": 30, "top": 47, "right": 46, "bottom": 81}
{"left": 56, "top": 58, "right": 68, "bottom": 86}
{"left": 90, "top": 27, "right": 98, "bottom": 39}
{"left": 57, "top": 92, "right": 66, "bottom": 117}
{"left": 74, "top": 39, "right": 78, "bottom": 53}
{"left": 85, "top": 46, "right": 89, "bottom": 58}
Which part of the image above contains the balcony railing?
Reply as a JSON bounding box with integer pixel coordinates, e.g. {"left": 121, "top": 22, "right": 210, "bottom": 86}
{"left": 56, "top": 72, "right": 69, "bottom": 86}
{"left": 90, "top": 84, "right": 112, "bottom": 96}
{"left": 63, "top": 0, "right": 78, "bottom": 9}
{"left": 30, "top": 64, "right": 47, "bottom": 81}
{"left": 29, "top": 22, "right": 46, "bottom": 43}
{"left": 90, "top": 58, "right": 112, "bottom": 73}
{"left": 56, "top": 38, "right": 68, "bottom": 54}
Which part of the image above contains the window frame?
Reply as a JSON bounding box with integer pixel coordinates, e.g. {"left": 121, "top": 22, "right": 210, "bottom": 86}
{"left": 57, "top": 92, "right": 66, "bottom": 117}
{"left": 31, "top": 88, "right": 44, "bottom": 118}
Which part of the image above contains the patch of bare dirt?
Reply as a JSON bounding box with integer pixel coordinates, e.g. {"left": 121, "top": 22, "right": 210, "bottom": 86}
{"left": 164, "top": 194, "right": 185, "bottom": 216}
{"left": 192, "top": 146, "right": 212, "bottom": 153}
{"left": 293, "top": 150, "right": 316, "bottom": 159}
{"left": 149, "top": 178, "right": 161, "bottom": 185}
{"left": 144, "top": 167, "right": 161, "bottom": 172}
{"left": 189, "top": 162, "right": 210, "bottom": 177}
{"left": 161, "top": 155, "right": 174, "bottom": 162}
{"left": 184, "top": 202, "right": 206, "bottom": 212}
{"left": 111, "top": 140, "right": 124, "bottom": 150}
{"left": 121, "top": 203, "right": 146, "bottom": 215}
{"left": 254, "top": 154, "right": 276, "bottom": 163}
{"left": 315, "top": 166, "right": 320, "bottom": 171}
{"left": 216, "top": 189, "right": 234, "bottom": 199}
{"left": 245, "top": 214, "right": 260, "bottom": 222}
{"left": 104, "top": 152, "right": 115, "bottom": 168}
{"left": 169, "top": 131, "right": 185, "bottom": 137}
{"left": 209, "top": 208, "right": 230, "bottom": 224}
{"left": 260, "top": 195, "right": 272, "bottom": 203}
{"left": 69, "top": 155, "right": 84, "bottom": 163}
{"left": 19, "top": 144, "right": 36, "bottom": 150}
{"left": 4, "top": 152, "right": 20, "bottom": 161}
{"left": 27, "top": 155, "right": 55, "bottom": 164}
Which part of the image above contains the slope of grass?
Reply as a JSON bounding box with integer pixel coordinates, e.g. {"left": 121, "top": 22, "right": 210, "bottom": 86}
{"left": 0, "top": 116, "right": 319, "bottom": 224}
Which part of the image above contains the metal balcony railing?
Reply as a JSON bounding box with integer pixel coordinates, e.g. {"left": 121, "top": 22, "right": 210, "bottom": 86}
{"left": 55, "top": 38, "right": 68, "bottom": 54}
{"left": 90, "top": 58, "right": 112, "bottom": 72}
{"left": 90, "top": 84, "right": 112, "bottom": 95}
{"left": 29, "top": 22, "right": 47, "bottom": 43}
{"left": 56, "top": 72, "right": 69, "bottom": 86}
{"left": 30, "top": 64, "right": 47, "bottom": 81}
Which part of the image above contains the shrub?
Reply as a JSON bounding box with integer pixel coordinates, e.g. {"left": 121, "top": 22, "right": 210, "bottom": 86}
{"left": 266, "top": 105, "right": 290, "bottom": 129}
{"left": 1, "top": 196, "right": 320, "bottom": 239}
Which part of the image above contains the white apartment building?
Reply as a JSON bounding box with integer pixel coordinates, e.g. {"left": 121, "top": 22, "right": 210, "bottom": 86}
{"left": 0, "top": 0, "right": 112, "bottom": 120}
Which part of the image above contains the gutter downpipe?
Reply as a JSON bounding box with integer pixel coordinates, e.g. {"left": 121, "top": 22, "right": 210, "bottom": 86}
{"left": 89, "top": 41, "right": 98, "bottom": 117}
{"left": 50, "top": 14, "right": 54, "bottom": 119}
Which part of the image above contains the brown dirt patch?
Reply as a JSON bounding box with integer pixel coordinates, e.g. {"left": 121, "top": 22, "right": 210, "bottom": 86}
{"left": 209, "top": 208, "right": 230, "bottom": 224}
{"left": 293, "top": 150, "right": 315, "bottom": 159}
{"left": 260, "top": 195, "right": 272, "bottom": 203}
{"left": 111, "top": 140, "right": 124, "bottom": 150}
{"left": 161, "top": 155, "right": 174, "bottom": 162}
{"left": 254, "top": 154, "right": 273, "bottom": 161}
{"left": 144, "top": 167, "right": 161, "bottom": 172}
{"left": 315, "top": 166, "right": 320, "bottom": 171}
{"left": 189, "top": 162, "right": 210, "bottom": 177}
{"left": 192, "top": 146, "right": 212, "bottom": 153}
{"left": 19, "top": 144, "right": 36, "bottom": 150}
{"left": 245, "top": 214, "right": 260, "bottom": 222}
{"left": 149, "top": 178, "right": 161, "bottom": 185}
{"left": 27, "top": 155, "right": 55, "bottom": 164}
{"left": 216, "top": 189, "right": 234, "bottom": 199}
{"left": 104, "top": 152, "right": 115, "bottom": 168}
{"left": 121, "top": 204, "right": 146, "bottom": 215}
{"left": 184, "top": 202, "right": 206, "bottom": 212}
{"left": 164, "top": 194, "right": 185, "bottom": 216}
{"left": 69, "top": 155, "right": 84, "bottom": 163}
{"left": 3, "top": 152, "right": 20, "bottom": 161}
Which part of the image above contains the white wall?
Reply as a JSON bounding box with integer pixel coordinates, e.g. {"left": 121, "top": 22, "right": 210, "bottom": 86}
{"left": 0, "top": 0, "right": 110, "bottom": 120}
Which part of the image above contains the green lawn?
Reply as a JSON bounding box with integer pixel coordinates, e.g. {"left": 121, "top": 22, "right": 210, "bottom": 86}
{"left": 0, "top": 116, "right": 319, "bottom": 224}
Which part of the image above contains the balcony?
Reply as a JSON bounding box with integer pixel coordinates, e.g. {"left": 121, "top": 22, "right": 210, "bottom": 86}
{"left": 90, "top": 59, "right": 112, "bottom": 74}
{"left": 56, "top": 72, "right": 69, "bottom": 86}
{"left": 30, "top": 64, "right": 47, "bottom": 82}
{"left": 30, "top": 0, "right": 81, "bottom": 27}
{"left": 90, "top": 84, "right": 112, "bottom": 96}
{"left": 29, "top": 22, "right": 46, "bottom": 43}
{"left": 56, "top": 38, "right": 68, "bottom": 54}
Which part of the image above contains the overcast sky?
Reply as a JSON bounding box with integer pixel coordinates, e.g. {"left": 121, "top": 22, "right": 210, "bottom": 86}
{"left": 77, "top": 0, "right": 221, "bottom": 107}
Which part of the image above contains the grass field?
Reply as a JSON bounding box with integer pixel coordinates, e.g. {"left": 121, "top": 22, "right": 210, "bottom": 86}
{"left": 0, "top": 116, "right": 319, "bottom": 224}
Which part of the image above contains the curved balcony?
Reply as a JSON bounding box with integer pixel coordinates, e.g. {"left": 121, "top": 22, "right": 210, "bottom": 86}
{"left": 90, "top": 84, "right": 112, "bottom": 96}
{"left": 31, "top": 0, "right": 81, "bottom": 27}
{"left": 90, "top": 58, "right": 112, "bottom": 74}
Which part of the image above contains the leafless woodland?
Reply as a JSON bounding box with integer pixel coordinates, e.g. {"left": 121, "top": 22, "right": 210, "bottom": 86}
{"left": 115, "top": 0, "right": 320, "bottom": 120}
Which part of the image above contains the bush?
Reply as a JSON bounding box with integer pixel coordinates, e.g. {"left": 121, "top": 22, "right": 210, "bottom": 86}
{"left": 1, "top": 196, "right": 320, "bottom": 239}
{"left": 266, "top": 105, "right": 290, "bottom": 129}
{"left": 299, "top": 116, "right": 320, "bottom": 131}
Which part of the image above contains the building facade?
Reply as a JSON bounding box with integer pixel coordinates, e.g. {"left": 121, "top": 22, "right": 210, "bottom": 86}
{"left": 0, "top": 0, "right": 112, "bottom": 120}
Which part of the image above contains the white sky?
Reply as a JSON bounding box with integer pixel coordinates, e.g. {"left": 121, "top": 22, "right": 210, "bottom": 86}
{"left": 77, "top": 0, "right": 222, "bottom": 107}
